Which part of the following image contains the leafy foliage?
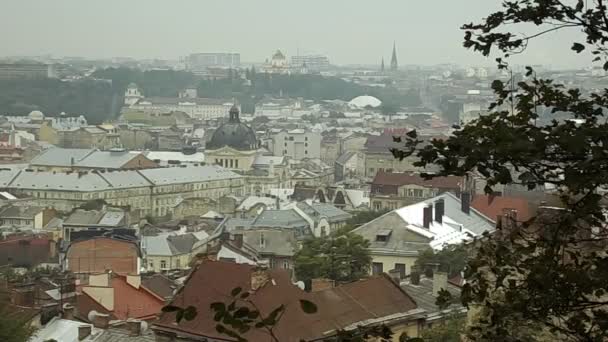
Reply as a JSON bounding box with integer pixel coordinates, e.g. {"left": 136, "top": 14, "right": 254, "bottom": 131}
{"left": 160, "top": 305, "right": 198, "bottom": 324}
{"left": 0, "top": 79, "right": 119, "bottom": 124}
{"left": 391, "top": 1, "right": 608, "bottom": 340}
{"left": 0, "top": 294, "right": 36, "bottom": 342}
{"left": 209, "top": 287, "right": 317, "bottom": 342}
{"left": 414, "top": 244, "right": 468, "bottom": 278}
{"left": 420, "top": 316, "right": 465, "bottom": 342}
{"left": 294, "top": 229, "right": 371, "bottom": 283}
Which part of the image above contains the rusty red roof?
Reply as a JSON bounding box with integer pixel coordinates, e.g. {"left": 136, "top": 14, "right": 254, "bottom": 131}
{"left": 154, "top": 260, "right": 420, "bottom": 341}
{"left": 471, "top": 195, "right": 532, "bottom": 222}
{"left": 372, "top": 171, "right": 462, "bottom": 189}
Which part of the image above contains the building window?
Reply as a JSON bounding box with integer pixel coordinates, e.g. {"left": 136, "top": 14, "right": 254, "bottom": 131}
{"left": 305, "top": 137, "right": 308, "bottom": 141}
{"left": 305, "top": 150, "right": 308, "bottom": 154}
{"left": 305, "top": 143, "right": 308, "bottom": 147}
{"left": 395, "top": 263, "right": 406, "bottom": 278}
{"left": 161, "top": 260, "right": 167, "bottom": 269}
{"left": 230, "top": 159, "right": 234, "bottom": 168}
{"left": 283, "top": 260, "right": 289, "bottom": 269}
{"left": 176, "top": 259, "right": 181, "bottom": 269}
{"left": 372, "top": 262, "right": 384, "bottom": 275}
{"left": 284, "top": 142, "right": 287, "bottom": 147}
{"left": 148, "top": 261, "right": 154, "bottom": 269}
{"left": 283, "top": 150, "right": 287, "bottom": 155}
{"left": 235, "top": 160, "right": 239, "bottom": 168}
{"left": 260, "top": 232, "right": 266, "bottom": 248}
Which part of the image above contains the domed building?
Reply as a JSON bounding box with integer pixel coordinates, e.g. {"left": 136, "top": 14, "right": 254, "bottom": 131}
{"left": 28, "top": 110, "right": 45, "bottom": 122}
{"left": 205, "top": 105, "right": 292, "bottom": 195}
{"left": 206, "top": 105, "right": 261, "bottom": 171}
{"left": 207, "top": 105, "right": 258, "bottom": 151}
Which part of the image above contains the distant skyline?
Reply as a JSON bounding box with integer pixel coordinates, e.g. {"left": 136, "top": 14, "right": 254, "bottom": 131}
{"left": 0, "top": 0, "right": 594, "bottom": 69}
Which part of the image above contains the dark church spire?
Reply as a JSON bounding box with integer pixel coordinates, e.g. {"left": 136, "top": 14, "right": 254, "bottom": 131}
{"left": 390, "top": 42, "right": 398, "bottom": 71}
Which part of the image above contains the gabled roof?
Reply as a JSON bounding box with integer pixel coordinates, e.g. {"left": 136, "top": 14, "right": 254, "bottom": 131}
{"left": 30, "top": 148, "right": 153, "bottom": 169}
{"left": 153, "top": 260, "right": 421, "bottom": 341}
{"left": 471, "top": 194, "right": 532, "bottom": 222}
{"left": 336, "top": 151, "right": 357, "bottom": 165}
{"left": 372, "top": 171, "right": 462, "bottom": 189}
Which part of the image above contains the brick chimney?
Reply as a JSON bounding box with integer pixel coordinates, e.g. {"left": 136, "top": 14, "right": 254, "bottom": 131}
{"left": 423, "top": 204, "right": 433, "bottom": 228}
{"left": 251, "top": 269, "right": 271, "bottom": 291}
{"left": 126, "top": 319, "right": 142, "bottom": 336}
{"left": 233, "top": 234, "right": 243, "bottom": 248}
{"left": 432, "top": 271, "right": 448, "bottom": 296}
{"left": 92, "top": 313, "right": 110, "bottom": 329}
{"left": 78, "top": 325, "right": 92, "bottom": 340}
{"left": 62, "top": 303, "right": 75, "bottom": 320}
{"left": 410, "top": 272, "right": 421, "bottom": 285}
{"left": 435, "top": 199, "right": 444, "bottom": 223}
{"left": 461, "top": 192, "right": 470, "bottom": 214}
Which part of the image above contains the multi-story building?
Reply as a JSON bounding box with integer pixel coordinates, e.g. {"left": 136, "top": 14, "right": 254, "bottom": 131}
{"left": 363, "top": 132, "right": 443, "bottom": 178}
{"left": 268, "top": 129, "right": 321, "bottom": 160}
{"left": 370, "top": 171, "right": 462, "bottom": 211}
{"left": 123, "top": 84, "right": 236, "bottom": 120}
{"left": 0, "top": 164, "right": 245, "bottom": 218}
{"left": 0, "top": 63, "right": 56, "bottom": 80}
{"left": 185, "top": 52, "right": 240, "bottom": 71}
{"left": 290, "top": 54, "right": 330, "bottom": 71}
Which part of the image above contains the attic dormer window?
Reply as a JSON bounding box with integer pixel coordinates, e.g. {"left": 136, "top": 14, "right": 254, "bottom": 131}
{"left": 376, "top": 229, "right": 392, "bottom": 242}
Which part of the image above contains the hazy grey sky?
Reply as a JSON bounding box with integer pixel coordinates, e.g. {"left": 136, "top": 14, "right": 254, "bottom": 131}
{"left": 0, "top": 0, "right": 591, "bottom": 68}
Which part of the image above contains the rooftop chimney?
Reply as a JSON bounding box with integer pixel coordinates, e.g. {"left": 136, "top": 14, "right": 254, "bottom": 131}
{"left": 251, "top": 269, "right": 271, "bottom": 291}
{"left": 423, "top": 204, "right": 433, "bottom": 229}
{"left": 92, "top": 313, "right": 110, "bottom": 329}
{"left": 126, "top": 319, "right": 142, "bottom": 336}
{"left": 63, "top": 303, "right": 75, "bottom": 320}
{"left": 435, "top": 199, "right": 444, "bottom": 224}
{"left": 432, "top": 271, "right": 448, "bottom": 297}
{"left": 78, "top": 325, "right": 92, "bottom": 340}
{"left": 388, "top": 269, "right": 401, "bottom": 284}
{"left": 410, "top": 272, "right": 421, "bottom": 285}
{"left": 233, "top": 234, "right": 243, "bottom": 248}
{"left": 461, "top": 192, "right": 470, "bottom": 215}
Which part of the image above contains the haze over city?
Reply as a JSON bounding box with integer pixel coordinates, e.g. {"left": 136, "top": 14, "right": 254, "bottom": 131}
{"left": 0, "top": 0, "right": 590, "bottom": 68}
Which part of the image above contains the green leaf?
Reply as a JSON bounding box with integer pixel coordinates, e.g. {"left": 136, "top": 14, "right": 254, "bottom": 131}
{"left": 571, "top": 42, "right": 585, "bottom": 53}
{"left": 210, "top": 302, "right": 226, "bottom": 313}
{"left": 161, "top": 305, "right": 181, "bottom": 313}
{"left": 299, "top": 299, "right": 318, "bottom": 314}
{"left": 231, "top": 287, "right": 242, "bottom": 297}
{"left": 216, "top": 324, "right": 226, "bottom": 334}
{"left": 183, "top": 306, "right": 198, "bottom": 321}
{"left": 175, "top": 310, "right": 184, "bottom": 323}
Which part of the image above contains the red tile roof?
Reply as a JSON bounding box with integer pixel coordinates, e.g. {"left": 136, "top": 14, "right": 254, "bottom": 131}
{"left": 471, "top": 195, "right": 532, "bottom": 222}
{"left": 154, "top": 260, "right": 420, "bottom": 341}
{"left": 77, "top": 275, "right": 164, "bottom": 321}
{"left": 373, "top": 171, "right": 462, "bottom": 189}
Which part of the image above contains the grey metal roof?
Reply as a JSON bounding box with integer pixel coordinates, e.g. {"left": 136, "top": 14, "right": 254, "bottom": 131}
{"left": 143, "top": 232, "right": 204, "bottom": 256}
{"left": 309, "top": 202, "right": 352, "bottom": 223}
{"left": 140, "top": 165, "right": 241, "bottom": 185}
{"left": 167, "top": 234, "right": 199, "bottom": 254}
{"left": 239, "top": 229, "right": 297, "bottom": 256}
{"left": 0, "top": 165, "right": 241, "bottom": 192}
{"left": 30, "top": 148, "right": 149, "bottom": 169}
{"left": 401, "top": 276, "right": 463, "bottom": 314}
{"left": 352, "top": 211, "right": 432, "bottom": 256}
{"left": 0, "top": 205, "right": 44, "bottom": 219}
{"left": 29, "top": 148, "right": 94, "bottom": 167}
{"left": 252, "top": 209, "right": 308, "bottom": 229}
{"left": 221, "top": 218, "right": 255, "bottom": 232}
{"left": 336, "top": 151, "right": 357, "bottom": 165}
{"left": 94, "top": 328, "right": 156, "bottom": 342}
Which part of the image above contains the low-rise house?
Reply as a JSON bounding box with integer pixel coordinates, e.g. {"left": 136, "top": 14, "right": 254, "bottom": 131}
{"left": 0, "top": 233, "right": 57, "bottom": 267}
{"left": 76, "top": 273, "right": 164, "bottom": 322}
{"left": 353, "top": 192, "right": 496, "bottom": 277}
{"left": 30, "top": 317, "right": 101, "bottom": 342}
{"left": 291, "top": 184, "right": 369, "bottom": 210}
{"left": 141, "top": 230, "right": 209, "bottom": 273}
{"left": 401, "top": 272, "right": 467, "bottom": 328}
{"left": 63, "top": 208, "right": 129, "bottom": 242}
{"left": 370, "top": 171, "right": 462, "bottom": 211}
{"left": 239, "top": 229, "right": 297, "bottom": 270}
{"left": 152, "top": 260, "right": 426, "bottom": 341}
{"left": 0, "top": 205, "right": 56, "bottom": 228}
{"left": 65, "top": 237, "right": 140, "bottom": 275}
{"left": 334, "top": 151, "right": 364, "bottom": 181}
